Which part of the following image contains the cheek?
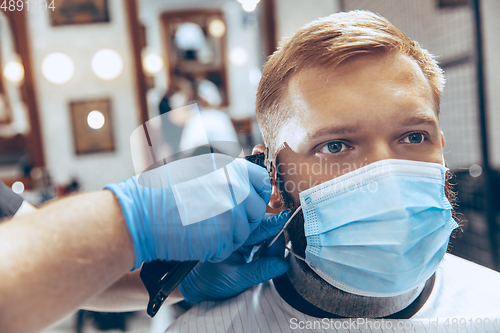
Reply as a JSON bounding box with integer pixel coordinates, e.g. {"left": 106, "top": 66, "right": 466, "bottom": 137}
{"left": 277, "top": 171, "right": 303, "bottom": 204}
{"left": 278, "top": 162, "right": 337, "bottom": 200}
{"left": 398, "top": 145, "right": 444, "bottom": 164}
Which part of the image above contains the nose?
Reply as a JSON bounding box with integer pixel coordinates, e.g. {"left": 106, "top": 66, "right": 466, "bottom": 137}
{"left": 364, "top": 139, "right": 397, "bottom": 166}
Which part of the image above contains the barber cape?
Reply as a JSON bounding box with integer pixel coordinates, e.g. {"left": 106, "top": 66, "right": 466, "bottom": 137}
{"left": 164, "top": 254, "right": 500, "bottom": 333}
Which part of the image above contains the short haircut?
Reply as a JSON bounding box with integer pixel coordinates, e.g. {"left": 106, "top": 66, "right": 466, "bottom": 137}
{"left": 256, "top": 10, "right": 445, "bottom": 159}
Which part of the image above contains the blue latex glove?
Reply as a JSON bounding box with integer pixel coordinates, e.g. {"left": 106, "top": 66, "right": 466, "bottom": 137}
{"left": 178, "top": 210, "right": 291, "bottom": 303}
{"left": 105, "top": 157, "right": 271, "bottom": 270}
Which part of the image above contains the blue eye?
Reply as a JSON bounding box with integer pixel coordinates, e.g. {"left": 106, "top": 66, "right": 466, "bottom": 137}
{"left": 319, "top": 141, "right": 348, "bottom": 154}
{"left": 401, "top": 132, "right": 425, "bottom": 144}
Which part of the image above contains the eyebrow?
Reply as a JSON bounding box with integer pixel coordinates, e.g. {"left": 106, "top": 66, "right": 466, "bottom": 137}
{"left": 308, "top": 125, "right": 360, "bottom": 141}
{"left": 307, "top": 115, "right": 438, "bottom": 142}
{"left": 398, "top": 115, "right": 439, "bottom": 128}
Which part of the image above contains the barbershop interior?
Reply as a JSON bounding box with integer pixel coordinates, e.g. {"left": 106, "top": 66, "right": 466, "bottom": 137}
{"left": 1, "top": 0, "right": 499, "bottom": 331}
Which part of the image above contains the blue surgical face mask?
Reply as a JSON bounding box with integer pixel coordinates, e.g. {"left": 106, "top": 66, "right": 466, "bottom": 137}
{"left": 270, "top": 159, "right": 459, "bottom": 297}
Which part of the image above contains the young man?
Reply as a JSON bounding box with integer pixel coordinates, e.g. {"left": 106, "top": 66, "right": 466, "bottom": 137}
{"left": 166, "top": 10, "right": 500, "bottom": 331}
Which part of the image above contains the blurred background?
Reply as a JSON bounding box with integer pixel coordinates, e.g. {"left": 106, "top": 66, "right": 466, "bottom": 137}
{"left": 0, "top": 0, "right": 498, "bottom": 331}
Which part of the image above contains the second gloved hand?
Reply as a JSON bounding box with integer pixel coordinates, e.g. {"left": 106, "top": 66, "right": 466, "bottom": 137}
{"left": 105, "top": 156, "right": 271, "bottom": 270}
{"left": 178, "top": 210, "right": 291, "bottom": 303}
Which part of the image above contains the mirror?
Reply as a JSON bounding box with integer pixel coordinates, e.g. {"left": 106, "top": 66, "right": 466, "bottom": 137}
{"left": 162, "top": 10, "right": 229, "bottom": 108}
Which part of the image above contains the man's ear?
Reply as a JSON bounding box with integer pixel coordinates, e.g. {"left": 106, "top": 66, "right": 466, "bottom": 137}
{"left": 251, "top": 145, "right": 283, "bottom": 210}
{"left": 440, "top": 131, "right": 446, "bottom": 149}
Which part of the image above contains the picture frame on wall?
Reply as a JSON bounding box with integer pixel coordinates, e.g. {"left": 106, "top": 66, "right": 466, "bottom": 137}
{"left": 50, "top": 0, "right": 110, "bottom": 26}
{"left": 70, "top": 98, "right": 115, "bottom": 155}
{"left": 0, "top": 30, "right": 13, "bottom": 125}
{"left": 0, "top": 70, "right": 12, "bottom": 125}
{"left": 161, "top": 10, "right": 229, "bottom": 107}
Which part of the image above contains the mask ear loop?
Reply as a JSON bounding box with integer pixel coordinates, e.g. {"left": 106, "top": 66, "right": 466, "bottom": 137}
{"left": 267, "top": 205, "right": 302, "bottom": 248}
{"left": 267, "top": 206, "right": 307, "bottom": 262}
{"left": 264, "top": 147, "right": 306, "bottom": 261}
{"left": 284, "top": 242, "right": 306, "bottom": 262}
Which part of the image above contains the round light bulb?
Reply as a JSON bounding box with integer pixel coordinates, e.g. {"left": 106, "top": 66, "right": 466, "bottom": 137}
{"left": 208, "top": 19, "right": 226, "bottom": 38}
{"left": 42, "top": 53, "right": 74, "bottom": 84}
{"left": 3, "top": 61, "right": 24, "bottom": 83}
{"left": 469, "top": 164, "right": 482, "bottom": 177}
{"left": 240, "top": 0, "right": 260, "bottom": 12}
{"left": 242, "top": 1, "right": 257, "bottom": 12}
{"left": 11, "top": 181, "right": 24, "bottom": 194}
{"left": 230, "top": 47, "right": 249, "bottom": 67}
{"left": 87, "top": 110, "right": 105, "bottom": 129}
{"left": 91, "top": 49, "right": 123, "bottom": 80}
{"left": 143, "top": 53, "right": 164, "bottom": 75}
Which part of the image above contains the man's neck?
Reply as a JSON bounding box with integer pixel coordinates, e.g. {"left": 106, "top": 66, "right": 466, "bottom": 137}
{"left": 278, "top": 254, "right": 425, "bottom": 318}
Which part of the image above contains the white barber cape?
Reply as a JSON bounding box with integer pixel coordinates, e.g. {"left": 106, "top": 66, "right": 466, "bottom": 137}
{"left": 165, "top": 254, "right": 500, "bottom": 332}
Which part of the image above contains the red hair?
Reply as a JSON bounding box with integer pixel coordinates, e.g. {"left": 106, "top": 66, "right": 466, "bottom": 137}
{"left": 256, "top": 10, "right": 445, "bottom": 158}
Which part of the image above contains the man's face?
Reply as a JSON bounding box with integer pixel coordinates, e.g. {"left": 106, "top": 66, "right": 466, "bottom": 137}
{"left": 270, "top": 51, "right": 446, "bottom": 254}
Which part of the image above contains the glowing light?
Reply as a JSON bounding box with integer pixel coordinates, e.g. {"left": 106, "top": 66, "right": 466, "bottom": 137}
{"left": 87, "top": 110, "right": 105, "bottom": 129}
{"left": 42, "top": 53, "right": 74, "bottom": 84}
{"left": 242, "top": 2, "right": 257, "bottom": 11}
{"left": 230, "top": 47, "right": 249, "bottom": 67}
{"left": 238, "top": 0, "right": 261, "bottom": 12}
{"left": 3, "top": 61, "right": 24, "bottom": 83}
{"left": 91, "top": 49, "right": 123, "bottom": 80}
{"left": 11, "top": 181, "right": 24, "bottom": 194}
{"left": 143, "top": 53, "right": 164, "bottom": 75}
{"left": 469, "top": 164, "right": 482, "bottom": 177}
{"left": 208, "top": 19, "right": 226, "bottom": 38}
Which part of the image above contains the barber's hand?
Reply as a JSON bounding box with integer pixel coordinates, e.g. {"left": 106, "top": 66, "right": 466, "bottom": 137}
{"left": 178, "top": 210, "right": 291, "bottom": 303}
{"left": 105, "top": 157, "right": 271, "bottom": 270}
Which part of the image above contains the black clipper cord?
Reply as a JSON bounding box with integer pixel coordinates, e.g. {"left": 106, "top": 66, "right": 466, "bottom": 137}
{"left": 141, "top": 150, "right": 272, "bottom": 317}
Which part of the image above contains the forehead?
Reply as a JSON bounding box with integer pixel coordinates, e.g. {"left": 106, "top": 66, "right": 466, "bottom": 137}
{"left": 276, "top": 52, "right": 436, "bottom": 148}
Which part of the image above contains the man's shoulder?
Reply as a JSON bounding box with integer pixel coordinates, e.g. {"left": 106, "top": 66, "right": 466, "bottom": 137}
{"left": 413, "top": 253, "right": 500, "bottom": 318}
